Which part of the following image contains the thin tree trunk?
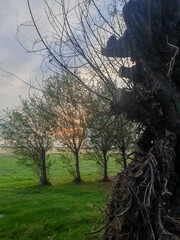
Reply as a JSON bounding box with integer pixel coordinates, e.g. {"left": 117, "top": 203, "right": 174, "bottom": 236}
{"left": 41, "top": 149, "right": 51, "bottom": 185}
{"left": 74, "top": 151, "right": 82, "bottom": 183}
{"left": 121, "top": 146, "right": 127, "bottom": 170}
{"left": 102, "top": 151, "right": 108, "bottom": 181}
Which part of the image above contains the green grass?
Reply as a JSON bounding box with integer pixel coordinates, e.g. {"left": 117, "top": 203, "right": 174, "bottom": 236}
{"left": 0, "top": 153, "right": 121, "bottom": 240}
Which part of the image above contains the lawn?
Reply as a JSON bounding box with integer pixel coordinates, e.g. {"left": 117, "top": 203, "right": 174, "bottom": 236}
{"left": 0, "top": 153, "right": 121, "bottom": 240}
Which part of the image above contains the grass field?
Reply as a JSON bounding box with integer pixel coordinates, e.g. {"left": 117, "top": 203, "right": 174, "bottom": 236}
{"left": 0, "top": 153, "right": 121, "bottom": 240}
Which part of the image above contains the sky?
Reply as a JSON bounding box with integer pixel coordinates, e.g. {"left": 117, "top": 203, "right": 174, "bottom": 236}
{"left": 0, "top": 0, "right": 118, "bottom": 112}
{"left": 0, "top": 0, "right": 90, "bottom": 111}
{"left": 0, "top": 0, "right": 44, "bottom": 111}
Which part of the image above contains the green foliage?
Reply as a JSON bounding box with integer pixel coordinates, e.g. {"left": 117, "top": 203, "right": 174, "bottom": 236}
{"left": 43, "top": 73, "right": 88, "bottom": 153}
{"left": 16, "top": 153, "right": 54, "bottom": 182}
{"left": 113, "top": 115, "right": 137, "bottom": 167}
{"left": 1, "top": 97, "right": 54, "bottom": 182}
{"left": 84, "top": 151, "right": 110, "bottom": 176}
{"left": 59, "top": 152, "right": 77, "bottom": 179}
{"left": 43, "top": 73, "right": 91, "bottom": 182}
{"left": 85, "top": 84, "right": 117, "bottom": 178}
{"left": 87, "top": 110, "right": 136, "bottom": 172}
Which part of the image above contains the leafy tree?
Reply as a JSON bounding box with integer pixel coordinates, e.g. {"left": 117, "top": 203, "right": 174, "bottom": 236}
{"left": 43, "top": 73, "right": 89, "bottom": 183}
{"left": 87, "top": 112, "right": 116, "bottom": 182}
{"left": 86, "top": 81, "right": 136, "bottom": 179}
{"left": 87, "top": 110, "right": 136, "bottom": 180}
{"left": 82, "top": 82, "right": 114, "bottom": 181}
{"left": 113, "top": 116, "right": 137, "bottom": 170}
{"left": 1, "top": 97, "right": 54, "bottom": 185}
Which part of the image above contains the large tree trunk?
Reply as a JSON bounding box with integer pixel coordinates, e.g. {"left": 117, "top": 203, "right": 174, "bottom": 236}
{"left": 102, "top": 0, "right": 180, "bottom": 239}
{"left": 74, "top": 151, "right": 82, "bottom": 183}
{"left": 41, "top": 149, "right": 51, "bottom": 186}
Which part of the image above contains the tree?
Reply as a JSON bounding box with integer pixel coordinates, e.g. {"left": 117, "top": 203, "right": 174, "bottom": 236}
{"left": 113, "top": 116, "right": 137, "bottom": 170}
{"left": 84, "top": 83, "right": 115, "bottom": 181}
{"left": 22, "top": 0, "right": 180, "bottom": 238}
{"left": 43, "top": 73, "right": 89, "bottom": 183}
{"left": 21, "top": 0, "right": 132, "bottom": 184}
{"left": 87, "top": 111, "right": 116, "bottom": 182}
{"left": 1, "top": 97, "right": 54, "bottom": 185}
{"left": 85, "top": 84, "right": 134, "bottom": 181}
{"left": 101, "top": 0, "right": 180, "bottom": 239}
{"left": 87, "top": 112, "right": 136, "bottom": 180}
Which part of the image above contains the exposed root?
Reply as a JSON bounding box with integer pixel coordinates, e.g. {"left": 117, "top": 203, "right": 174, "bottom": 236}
{"left": 101, "top": 131, "right": 180, "bottom": 240}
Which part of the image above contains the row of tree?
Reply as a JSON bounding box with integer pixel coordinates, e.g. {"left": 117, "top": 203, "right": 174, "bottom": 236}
{"left": 13, "top": 0, "right": 179, "bottom": 238}
{"left": 1, "top": 72, "right": 136, "bottom": 185}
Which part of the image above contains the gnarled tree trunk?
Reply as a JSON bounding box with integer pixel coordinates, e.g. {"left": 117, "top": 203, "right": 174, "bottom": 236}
{"left": 102, "top": 0, "right": 180, "bottom": 239}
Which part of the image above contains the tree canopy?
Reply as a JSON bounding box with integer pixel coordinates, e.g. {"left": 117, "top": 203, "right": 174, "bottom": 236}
{"left": 1, "top": 97, "right": 54, "bottom": 185}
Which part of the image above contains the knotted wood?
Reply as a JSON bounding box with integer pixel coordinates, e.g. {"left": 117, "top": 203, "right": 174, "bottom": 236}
{"left": 102, "top": 0, "right": 180, "bottom": 239}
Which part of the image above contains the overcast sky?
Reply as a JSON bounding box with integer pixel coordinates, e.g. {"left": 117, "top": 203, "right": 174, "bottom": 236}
{"left": 0, "top": 0, "right": 117, "bottom": 112}
{"left": 0, "top": 0, "right": 44, "bottom": 111}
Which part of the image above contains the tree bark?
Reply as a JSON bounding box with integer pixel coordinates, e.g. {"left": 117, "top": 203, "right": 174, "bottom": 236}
{"left": 102, "top": 151, "right": 109, "bottom": 182}
{"left": 121, "top": 146, "right": 127, "bottom": 170}
{"left": 74, "top": 151, "right": 82, "bottom": 183}
{"left": 101, "top": 0, "right": 180, "bottom": 239}
{"left": 41, "top": 149, "right": 51, "bottom": 185}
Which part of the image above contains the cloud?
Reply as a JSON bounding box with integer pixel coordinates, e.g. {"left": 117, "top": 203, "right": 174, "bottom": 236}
{"left": 0, "top": 0, "right": 114, "bottom": 111}
{"left": 0, "top": 0, "right": 44, "bottom": 111}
